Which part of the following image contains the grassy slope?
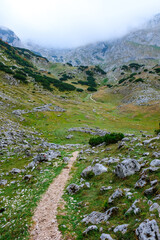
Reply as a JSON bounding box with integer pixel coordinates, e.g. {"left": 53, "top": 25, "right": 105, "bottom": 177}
{"left": 0, "top": 41, "right": 160, "bottom": 239}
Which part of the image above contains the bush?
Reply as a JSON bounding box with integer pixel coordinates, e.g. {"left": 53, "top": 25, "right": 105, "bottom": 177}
{"left": 87, "top": 87, "right": 97, "bottom": 92}
{"left": 155, "top": 129, "right": 160, "bottom": 135}
{"left": 76, "top": 88, "right": 84, "bottom": 92}
{"left": 89, "top": 132, "right": 124, "bottom": 147}
{"left": 134, "top": 78, "right": 144, "bottom": 83}
{"left": 13, "top": 73, "right": 27, "bottom": 83}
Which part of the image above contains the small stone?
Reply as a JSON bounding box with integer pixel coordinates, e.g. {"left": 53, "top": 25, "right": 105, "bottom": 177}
{"left": 100, "top": 233, "right": 115, "bottom": 240}
{"left": 83, "top": 225, "right": 98, "bottom": 235}
{"left": 114, "top": 224, "right": 129, "bottom": 234}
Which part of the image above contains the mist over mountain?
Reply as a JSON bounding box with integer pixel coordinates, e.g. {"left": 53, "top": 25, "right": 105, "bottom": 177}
{"left": 1, "top": 13, "right": 160, "bottom": 71}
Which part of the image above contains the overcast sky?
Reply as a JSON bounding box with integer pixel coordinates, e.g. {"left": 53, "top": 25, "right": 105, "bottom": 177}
{"left": 1, "top": 0, "right": 160, "bottom": 48}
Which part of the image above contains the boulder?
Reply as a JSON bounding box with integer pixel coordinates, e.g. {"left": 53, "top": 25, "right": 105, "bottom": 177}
{"left": 115, "top": 159, "right": 140, "bottom": 178}
{"left": 144, "top": 187, "right": 157, "bottom": 196}
{"left": 81, "top": 166, "right": 93, "bottom": 178}
{"left": 108, "top": 189, "right": 123, "bottom": 203}
{"left": 82, "top": 207, "right": 118, "bottom": 224}
{"left": 100, "top": 233, "right": 114, "bottom": 240}
{"left": 114, "top": 224, "right": 129, "bottom": 234}
{"left": 143, "top": 137, "right": 160, "bottom": 145}
{"left": 66, "top": 183, "right": 80, "bottom": 195}
{"left": 136, "top": 219, "right": 160, "bottom": 240}
{"left": 149, "top": 203, "right": 160, "bottom": 213}
{"left": 150, "top": 159, "right": 160, "bottom": 167}
{"left": 83, "top": 225, "right": 98, "bottom": 235}
{"left": 81, "top": 164, "right": 107, "bottom": 178}
{"left": 152, "top": 152, "right": 160, "bottom": 158}
{"left": 92, "top": 164, "right": 107, "bottom": 176}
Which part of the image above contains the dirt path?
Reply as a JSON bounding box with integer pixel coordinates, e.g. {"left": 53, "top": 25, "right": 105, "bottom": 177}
{"left": 30, "top": 151, "right": 79, "bottom": 240}
{"left": 90, "top": 94, "right": 97, "bottom": 103}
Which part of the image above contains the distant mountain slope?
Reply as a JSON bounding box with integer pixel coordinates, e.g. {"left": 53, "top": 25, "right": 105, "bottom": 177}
{"left": 0, "top": 26, "right": 22, "bottom": 47}
{"left": 27, "top": 13, "right": 160, "bottom": 70}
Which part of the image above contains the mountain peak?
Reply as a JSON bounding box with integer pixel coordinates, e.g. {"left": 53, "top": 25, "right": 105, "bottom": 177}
{"left": 0, "top": 26, "right": 22, "bottom": 47}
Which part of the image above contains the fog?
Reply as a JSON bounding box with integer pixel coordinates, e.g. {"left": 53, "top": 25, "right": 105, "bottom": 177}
{"left": 1, "top": 0, "right": 160, "bottom": 48}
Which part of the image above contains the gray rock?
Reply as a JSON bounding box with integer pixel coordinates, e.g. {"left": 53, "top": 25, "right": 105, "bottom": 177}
{"left": 149, "top": 203, "right": 160, "bottom": 213}
{"left": 10, "top": 168, "right": 21, "bottom": 174}
{"left": 150, "top": 180, "right": 158, "bottom": 186}
{"left": 83, "top": 225, "right": 98, "bottom": 235}
{"left": 26, "top": 161, "right": 36, "bottom": 169}
{"left": 136, "top": 219, "right": 160, "bottom": 240}
{"left": 143, "top": 152, "right": 149, "bottom": 156}
{"left": 82, "top": 207, "right": 118, "bottom": 224}
{"left": 63, "top": 157, "right": 70, "bottom": 163}
{"left": 66, "top": 134, "right": 73, "bottom": 139}
{"left": 152, "top": 152, "right": 160, "bottom": 158}
{"left": 135, "top": 175, "right": 147, "bottom": 188}
{"left": 115, "top": 159, "right": 141, "bottom": 178}
{"left": 81, "top": 166, "right": 93, "bottom": 178}
{"left": 100, "top": 186, "right": 112, "bottom": 192}
{"left": 144, "top": 187, "right": 157, "bottom": 196}
{"left": 81, "top": 164, "right": 107, "bottom": 178}
{"left": 100, "top": 233, "right": 114, "bottom": 240}
{"left": 23, "top": 175, "right": 33, "bottom": 180}
{"left": 143, "top": 137, "right": 160, "bottom": 145}
{"left": 92, "top": 164, "right": 107, "bottom": 176}
{"left": 122, "top": 137, "right": 130, "bottom": 142}
{"left": 0, "top": 179, "right": 7, "bottom": 186}
{"left": 126, "top": 200, "right": 141, "bottom": 215}
{"left": 150, "top": 159, "right": 160, "bottom": 167}
{"left": 108, "top": 189, "right": 123, "bottom": 203}
{"left": 114, "top": 224, "right": 129, "bottom": 234}
{"left": 66, "top": 183, "right": 80, "bottom": 194}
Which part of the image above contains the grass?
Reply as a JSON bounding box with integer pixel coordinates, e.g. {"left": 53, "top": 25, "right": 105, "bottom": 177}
{"left": 0, "top": 45, "right": 160, "bottom": 239}
{"left": 58, "top": 138, "right": 160, "bottom": 240}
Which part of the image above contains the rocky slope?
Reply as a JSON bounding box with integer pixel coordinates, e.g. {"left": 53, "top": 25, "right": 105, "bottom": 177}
{"left": 27, "top": 13, "right": 160, "bottom": 71}
{"left": 0, "top": 26, "right": 22, "bottom": 47}
{"left": 0, "top": 38, "right": 160, "bottom": 240}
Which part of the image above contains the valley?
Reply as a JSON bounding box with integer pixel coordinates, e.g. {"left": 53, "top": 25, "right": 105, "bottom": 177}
{"left": 0, "top": 32, "right": 160, "bottom": 240}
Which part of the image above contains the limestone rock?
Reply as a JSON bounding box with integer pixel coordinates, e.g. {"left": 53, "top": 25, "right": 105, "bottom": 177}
{"left": 150, "top": 159, "right": 160, "bottom": 167}
{"left": 100, "top": 233, "right": 115, "bottom": 240}
{"left": 115, "top": 159, "right": 140, "bottom": 178}
{"left": 108, "top": 189, "right": 123, "bottom": 203}
{"left": 92, "top": 164, "right": 107, "bottom": 176}
{"left": 83, "top": 225, "right": 98, "bottom": 235}
{"left": 66, "top": 183, "right": 80, "bottom": 195}
{"left": 114, "top": 224, "right": 129, "bottom": 234}
{"left": 136, "top": 219, "right": 160, "bottom": 240}
{"left": 82, "top": 207, "right": 118, "bottom": 224}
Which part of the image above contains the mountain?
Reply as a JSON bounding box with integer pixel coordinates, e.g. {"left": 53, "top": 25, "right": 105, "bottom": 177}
{"left": 27, "top": 13, "right": 160, "bottom": 71}
{"left": 0, "top": 38, "right": 160, "bottom": 240}
{"left": 0, "top": 26, "right": 22, "bottom": 47}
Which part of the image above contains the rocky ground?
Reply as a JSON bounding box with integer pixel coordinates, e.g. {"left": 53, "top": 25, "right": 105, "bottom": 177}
{"left": 58, "top": 132, "right": 160, "bottom": 239}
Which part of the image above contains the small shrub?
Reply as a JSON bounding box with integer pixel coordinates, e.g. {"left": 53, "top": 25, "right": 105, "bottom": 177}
{"left": 155, "top": 129, "right": 160, "bottom": 135}
{"left": 76, "top": 88, "right": 84, "bottom": 92}
{"left": 89, "top": 132, "right": 124, "bottom": 147}
{"left": 87, "top": 87, "right": 97, "bottom": 92}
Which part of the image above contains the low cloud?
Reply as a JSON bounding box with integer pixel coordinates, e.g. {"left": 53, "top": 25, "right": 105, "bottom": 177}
{"left": 0, "top": 0, "right": 160, "bottom": 48}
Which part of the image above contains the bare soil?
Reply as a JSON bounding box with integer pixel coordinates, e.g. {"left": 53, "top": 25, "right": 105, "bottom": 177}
{"left": 30, "top": 151, "right": 79, "bottom": 240}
